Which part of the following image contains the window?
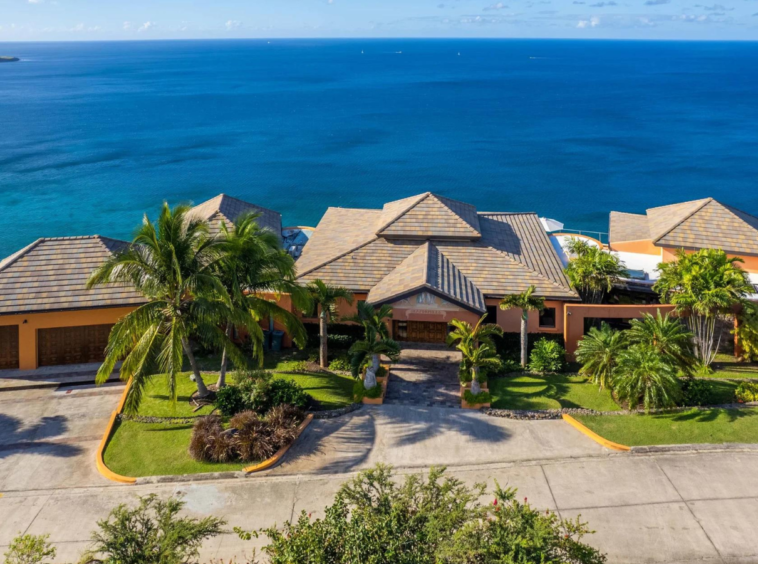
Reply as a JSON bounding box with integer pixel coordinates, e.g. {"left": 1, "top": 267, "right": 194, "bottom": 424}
{"left": 539, "top": 307, "right": 556, "bottom": 329}
{"left": 485, "top": 305, "right": 499, "bottom": 324}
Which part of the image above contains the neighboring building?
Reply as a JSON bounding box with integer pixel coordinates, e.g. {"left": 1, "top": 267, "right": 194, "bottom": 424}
{"left": 295, "top": 192, "right": 579, "bottom": 343}
{"left": 188, "top": 193, "right": 282, "bottom": 241}
{"left": 608, "top": 197, "right": 758, "bottom": 295}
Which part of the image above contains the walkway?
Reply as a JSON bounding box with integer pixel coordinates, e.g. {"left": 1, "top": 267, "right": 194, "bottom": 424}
{"left": 384, "top": 344, "right": 462, "bottom": 408}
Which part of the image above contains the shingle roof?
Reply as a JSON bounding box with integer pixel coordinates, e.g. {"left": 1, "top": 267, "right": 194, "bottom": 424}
{"left": 297, "top": 194, "right": 578, "bottom": 304}
{"left": 0, "top": 236, "right": 146, "bottom": 315}
{"left": 189, "top": 194, "right": 282, "bottom": 239}
{"left": 609, "top": 198, "right": 758, "bottom": 256}
{"left": 376, "top": 192, "right": 482, "bottom": 240}
{"left": 367, "top": 242, "right": 487, "bottom": 312}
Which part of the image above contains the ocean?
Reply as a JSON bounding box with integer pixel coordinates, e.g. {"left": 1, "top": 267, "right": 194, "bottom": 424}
{"left": 1, "top": 39, "right": 757, "bottom": 256}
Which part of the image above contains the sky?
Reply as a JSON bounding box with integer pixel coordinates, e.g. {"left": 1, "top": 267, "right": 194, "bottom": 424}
{"left": 0, "top": 0, "right": 756, "bottom": 42}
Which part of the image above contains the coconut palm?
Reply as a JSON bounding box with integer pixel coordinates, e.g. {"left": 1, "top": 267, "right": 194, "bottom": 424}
{"left": 342, "top": 301, "right": 392, "bottom": 340}
{"left": 305, "top": 280, "right": 354, "bottom": 368}
{"left": 626, "top": 310, "right": 696, "bottom": 373}
{"left": 87, "top": 203, "right": 247, "bottom": 414}
{"left": 614, "top": 345, "right": 680, "bottom": 413}
{"left": 348, "top": 327, "right": 401, "bottom": 389}
{"left": 654, "top": 249, "right": 752, "bottom": 366}
{"left": 213, "top": 212, "right": 310, "bottom": 388}
{"left": 499, "top": 285, "right": 545, "bottom": 368}
{"left": 575, "top": 322, "right": 626, "bottom": 390}
{"left": 456, "top": 341, "right": 501, "bottom": 395}
{"left": 564, "top": 238, "right": 628, "bottom": 304}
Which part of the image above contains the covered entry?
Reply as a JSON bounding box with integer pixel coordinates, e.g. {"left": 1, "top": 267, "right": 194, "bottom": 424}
{"left": 393, "top": 320, "right": 449, "bottom": 343}
{"left": 0, "top": 325, "right": 20, "bottom": 369}
{"left": 37, "top": 324, "right": 114, "bottom": 367}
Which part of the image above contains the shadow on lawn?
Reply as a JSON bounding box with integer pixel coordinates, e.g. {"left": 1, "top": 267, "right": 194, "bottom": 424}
{"left": 665, "top": 408, "right": 757, "bottom": 424}
{"left": 490, "top": 374, "right": 573, "bottom": 410}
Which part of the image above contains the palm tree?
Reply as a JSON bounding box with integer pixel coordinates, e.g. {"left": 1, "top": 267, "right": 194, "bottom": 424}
{"left": 447, "top": 315, "right": 504, "bottom": 382}
{"left": 626, "top": 310, "right": 696, "bottom": 373}
{"left": 214, "top": 212, "right": 310, "bottom": 388}
{"left": 564, "top": 238, "right": 628, "bottom": 304}
{"left": 349, "top": 327, "right": 401, "bottom": 389}
{"left": 654, "top": 249, "right": 752, "bottom": 366}
{"left": 499, "top": 285, "right": 545, "bottom": 368}
{"left": 456, "top": 341, "right": 501, "bottom": 395}
{"left": 575, "top": 322, "right": 626, "bottom": 390}
{"left": 305, "top": 280, "right": 354, "bottom": 368}
{"left": 614, "top": 345, "right": 681, "bottom": 413}
{"left": 87, "top": 203, "right": 247, "bottom": 413}
{"left": 343, "top": 301, "right": 392, "bottom": 340}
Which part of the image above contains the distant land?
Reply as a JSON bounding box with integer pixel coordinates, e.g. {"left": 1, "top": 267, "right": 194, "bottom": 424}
{"left": 0, "top": 56, "right": 20, "bottom": 63}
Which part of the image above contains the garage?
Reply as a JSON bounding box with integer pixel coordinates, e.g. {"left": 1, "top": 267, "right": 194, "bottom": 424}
{"left": 0, "top": 325, "right": 20, "bottom": 369}
{"left": 37, "top": 324, "right": 114, "bottom": 367}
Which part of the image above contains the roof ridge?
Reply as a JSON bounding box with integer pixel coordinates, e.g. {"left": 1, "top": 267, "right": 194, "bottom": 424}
{"left": 374, "top": 193, "right": 431, "bottom": 235}
{"left": 0, "top": 238, "right": 45, "bottom": 275}
{"left": 478, "top": 211, "right": 538, "bottom": 217}
{"left": 426, "top": 193, "right": 482, "bottom": 234}
{"left": 651, "top": 197, "right": 713, "bottom": 244}
{"left": 715, "top": 200, "right": 758, "bottom": 230}
{"left": 483, "top": 240, "right": 576, "bottom": 294}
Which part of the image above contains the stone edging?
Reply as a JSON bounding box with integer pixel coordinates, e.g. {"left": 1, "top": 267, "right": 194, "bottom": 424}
{"left": 309, "top": 403, "right": 362, "bottom": 419}
{"left": 631, "top": 443, "right": 758, "bottom": 454}
{"left": 484, "top": 401, "right": 758, "bottom": 420}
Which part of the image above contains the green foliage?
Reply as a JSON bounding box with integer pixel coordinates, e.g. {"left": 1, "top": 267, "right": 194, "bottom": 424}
{"left": 289, "top": 360, "right": 310, "bottom": 373}
{"left": 679, "top": 377, "right": 717, "bottom": 407}
{"left": 529, "top": 338, "right": 566, "bottom": 373}
{"left": 214, "top": 385, "right": 246, "bottom": 417}
{"left": 614, "top": 345, "right": 681, "bottom": 412}
{"left": 82, "top": 495, "right": 225, "bottom": 564}
{"left": 328, "top": 356, "right": 352, "bottom": 372}
{"left": 3, "top": 534, "right": 56, "bottom": 564}
{"left": 563, "top": 238, "right": 628, "bottom": 304}
{"left": 348, "top": 327, "right": 401, "bottom": 377}
{"left": 375, "top": 365, "right": 388, "bottom": 379}
{"left": 627, "top": 311, "right": 696, "bottom": 372}
{"left": 575, "top": 323, "right": 627, "bottom": 390}
{"left": 447, "top": 315, "right": 504, "bottom": 351}
{"left": 237, "top": 371, "right": 309, "bottom": 413}
{"left": 352, "top": 380, "right": 382, "bottom": 401}
{"left": 735, "top": 381, "right": 758, "bottom": 403}
{"left": 438, "top": 483, "right": 606, "bottom": 564}
{"left": 499, "top": 358, "right": 523, "bottom": 373}
{"left": 734, "top": 302, "right": 758, "bottom": 362}
{"left": 463, "top": 390, "right": 491, "bottom": 404}
{"left": 341, "top": 302, "right": 393, "bottom": 340}
{"left": 252, "top": 465, "right": 604, "bottom": 564}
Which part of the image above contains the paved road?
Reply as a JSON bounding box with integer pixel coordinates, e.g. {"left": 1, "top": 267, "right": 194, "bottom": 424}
{"left": 1, "top": 385, "right": 757, "bottom": 563}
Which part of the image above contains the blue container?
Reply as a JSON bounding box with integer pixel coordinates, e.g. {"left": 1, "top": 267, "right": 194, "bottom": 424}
{"left": 271, "top": 330, "right": 285, "bottom": 352}
{"left": 262, "top": 330, "right": 271, "bottom": 352}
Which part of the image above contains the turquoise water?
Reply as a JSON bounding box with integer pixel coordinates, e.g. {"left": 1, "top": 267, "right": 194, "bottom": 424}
{"left": 1, "top": 39, "right": 757, "bottom": 256}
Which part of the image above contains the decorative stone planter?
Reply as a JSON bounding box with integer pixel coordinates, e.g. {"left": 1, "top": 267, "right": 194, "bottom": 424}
{"left": 361, "top": 366, "right": 390, "bottom": 405}
{"left": 460, "top": 383, "right": 490, "bottom": 409}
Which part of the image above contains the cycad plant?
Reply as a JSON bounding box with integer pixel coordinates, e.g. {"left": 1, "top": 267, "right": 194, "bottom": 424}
{"left": 447, "top": 315, "right": 504, "bottom": 382}
{"left": 214, "top": 212, "right": 309, "bottom": 387}
{"left": 348, "top": 327, "right": 401, "bottom": 389}
{"left": 499, "top": 285, "right": 544, "bottom": 368}
{"left": 457, "top": 342, "right": 502, "bottom": 395}
{"left": 626, "top": 310, "right": 695, "bottom": 373}
{"left": 305, "top": 280, "right": 354, "bottom": 368}
{"left": 575, "top": 322, "right": 626, "bottom": 390}
{"left": 87, "top": 203, "right": 247, "bottom": 413}
{"left": 614, "top": 345, "right": 681, "bottom": 412}
{"left": 564, "top": 238, "right": 628, "bottom": 304}
{"left": 343, "top": 301, "right": 392, "bottom": 340}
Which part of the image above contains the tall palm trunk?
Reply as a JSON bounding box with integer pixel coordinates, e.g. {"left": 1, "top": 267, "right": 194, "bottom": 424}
{"left": 319, "top": 309, "right": 328, "bottom": 368}
{"left": 216, "top": 323, "right": 232, "bottom": 388}
{"left": 182, "top": 338, "right": 209, "bottom": 397}
{"left": 471, "top": 365, "right": 481, "bottom": 395}
{"left": 520, "top": 311, "right": 528, "bottom": 368}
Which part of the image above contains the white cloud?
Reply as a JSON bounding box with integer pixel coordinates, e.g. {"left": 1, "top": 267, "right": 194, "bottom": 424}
{"left": 225, "top": 19, "right": 242, "bottom": 30}
{"left": 28, "top": 0, "right": 44, "bottom": 4}
{"left": 123, "top": 21, "right": 132, "bottom": 30}
{"left": 484, "top": 2, "right": 509, "bottom": 9}
{"left": 137, "top": 21, "right": 155, "bottom": 33}
{"left": 577, "top": 15, "right": 601, "bottom": 26}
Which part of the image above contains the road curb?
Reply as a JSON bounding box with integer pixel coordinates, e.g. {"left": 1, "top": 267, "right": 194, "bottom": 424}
{"left": 631, "top": 443, "right": 758, "bottom": 454}
{"left": 96, "top": 378, "right": 138, "bottom": 485}
{"left": 562, "top": 413, "right": 631, "bottom": 452}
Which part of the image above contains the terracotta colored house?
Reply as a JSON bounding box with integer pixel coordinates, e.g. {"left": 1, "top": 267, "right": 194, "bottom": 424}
{"left": 295, "top": 192, "right": 580, "bottom": 343}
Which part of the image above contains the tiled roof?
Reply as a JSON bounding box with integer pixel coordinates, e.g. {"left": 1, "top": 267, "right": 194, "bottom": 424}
{"left": 189, "top": 194, "right": 282, "bottom": 239}
{"left": 297, "top": 194, "right": 578, "bottom": 304}
{"left": 609, "top": 198, "right": 758, "bottom": 256}
{"left": 0, "top": 236, "right": 146, "bottom": 315}
{"left": 609, "top": 212, "right": 649, "bottom": 243}
{"left": 367, "top": 242, "right": 487, "bottom": 312}
{"left": 376, "top": 193, "right": 482, "bottom": 240}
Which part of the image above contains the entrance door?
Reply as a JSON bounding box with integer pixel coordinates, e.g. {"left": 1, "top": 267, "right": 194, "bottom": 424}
{"left": 37, "top": 324, "right": 114, "bottom": 367}
{"left": 0, "top": 325, "right": 19, "bottom": 369}
{"left": 394, "top": 321, "right": 448, "bottom": 343}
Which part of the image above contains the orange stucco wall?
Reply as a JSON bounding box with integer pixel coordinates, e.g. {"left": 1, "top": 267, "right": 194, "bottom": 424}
{"left": 609, "top": 240, "right": 662, "bottom": 256}
{"left": 491, "top": 299, "right": 565, "bottom": 335}
{"left": 0, "top": 306, "right": 138, "bottom": 370}
{"left": 563, "top": 303, "right": 676, "bottom": 359}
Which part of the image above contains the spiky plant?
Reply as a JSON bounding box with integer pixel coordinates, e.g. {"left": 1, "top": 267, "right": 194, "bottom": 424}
{"left": 499, "top": 285, "right": 545, "bottom": 367}
{"left": 342, "top": 301, "right": 393, "bottom": 340}
{"left": 348, "top": 327, "right": 401, "bottom": 389}
{"left": 575, "top": 322, "right": 626, "bottom": 390}
{"left": 614, "top": 345, "right": 681, "bottom": 413}
{"left": 564, "top": 238, "right": 628, "bottom": 304}
{"left": 305, "top": 280, "right": 354, "bottom": 368}
{"left": 626, "top": 310, "right": 696, "bottom": 373}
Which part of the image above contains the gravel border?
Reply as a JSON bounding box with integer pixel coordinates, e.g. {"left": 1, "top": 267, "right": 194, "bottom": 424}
{"left": 485, "top": 401, "right": 758, "bottom": 420}
{"left": 310, "top": 403, "right": 362, "bottom": 419}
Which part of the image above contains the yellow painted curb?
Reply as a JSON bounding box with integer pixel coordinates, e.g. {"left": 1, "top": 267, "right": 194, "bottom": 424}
{"left": 562, "top": 414, "right": 631, "bottom": 452}
{"left": 96, "top": 378, "right": 138, "bottom": 484}
{"left": 243, "top": 413, "right": 314, "bottom": 473}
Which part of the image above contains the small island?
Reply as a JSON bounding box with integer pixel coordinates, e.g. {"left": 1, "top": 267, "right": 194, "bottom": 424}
{"left": 0, "top": 56, "right": 20, "bottom": 63}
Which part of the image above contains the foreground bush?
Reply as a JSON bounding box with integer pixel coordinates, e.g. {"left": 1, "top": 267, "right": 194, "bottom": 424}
{"left": 736, "top": 381, "right": 758, "bottom": 402}
{"left": 3, "top": 534, "right": 56, "bottom": 564}
{"left": 218, "top": 371, "right": 310, "bottom": 416}
{"left": 81, "top": 495, "right": 224, "bottom": 564}
{"left": 529, "top": 338, "right": 566, "bottom": 373}
{"left": 614, "top": 345, "right": 680, "bottom": 412}
{"left": 679, "top": 377, "right": 716, "bottom": 407}
{"left": 249, "top": 465, "right": 604, "bottom": 564}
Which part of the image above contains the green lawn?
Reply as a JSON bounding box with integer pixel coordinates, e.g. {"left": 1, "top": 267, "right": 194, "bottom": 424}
{"left": 489, "top": 373, "right": 621, "bottom": 412}
{"left": 710, "top": 354, "right": 758, "bottom": 380}
{"left": 575, "top": 408, "right": 758, "bottom": 446}
{"left": 104, "top": 420, "right": 248, "bottom": 477}
{"left": 135, "top": 373, "right": 218, "bottom": 417}
{"left": 272, "top": 371, "right": 355, "bottom": 410}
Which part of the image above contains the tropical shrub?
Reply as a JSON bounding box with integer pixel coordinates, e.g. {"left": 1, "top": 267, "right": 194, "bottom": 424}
{"left": 375, "top": 365, "right": 388, "bottom": 379}
{"left": 575, "top": 323, "right": 626, "bottom": 390}
{"left": 438, "top": 484, "right": 606, "bottom": 564}
{"left": 463, "top": 390, "right": 491, "bottom": 405}
{"left": 614, "top": 345, "right": 681, "bottom": 412}
{"left": 499, "top": 287, "right": 544, "bottom": 367}
{"left": 564, "top": 238, "right": 628, "bottom": 304}
{"left": 3, "top": 534, "right": 56, "bottom": 564}
{"left": 529, "top": 338, "right": 565, "bottom": 373}
{"left": 250, "top": 465, "right": 605, "bottom": 564}
{"left": 499, "top": 358, "right": 523, "bottom": 373}
{"left": 81, "top": 495, "right": 224, "bottom": 564}
{"left": 679, "top": 377, "right": 716, "bottom": 407}
{"left": 289, "top": 360, "right": 310, "bottom": 373}
{"left": 353, "top": 380, "right": 382, "bottom": 401}
{"left": 734, "top": 302, "right": 758, "bottom": 362}
{"left": 231, "top": 411, "right": 277, "bottom": 462}
{"left": 268, "top": 379, "right": 310, "bottom": 410}
{"left": 266, "top": 403, "right": 306, "bottom": 428}
{"left": 328, "top": 355, "right": 351, "bottom": 372}
{"left": 735, "top": 381, "right": 758, "bottom": 403}
{"left": 189, "top": 415, "right": 228, "bottom": 462}
{"left": 214, "top": 385, "right": 246, "bottom": 417}
{"left": 626, "top": 311, "right": 696, "bottom": 372}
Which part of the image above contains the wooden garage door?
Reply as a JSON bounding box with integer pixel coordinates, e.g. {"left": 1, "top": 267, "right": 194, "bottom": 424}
{"left": 38, "top": 324, "right": 113, "bottom": 367}
{"left": 394, "top": 321, "right": 449, "bottom": 343}
{"left": 0, "top": 325, "right": 20, "bottom": 370}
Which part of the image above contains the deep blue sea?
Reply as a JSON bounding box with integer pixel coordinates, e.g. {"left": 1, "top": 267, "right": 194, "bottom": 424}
{"left": 1, "top": 39, "right": 758, "bottom": 257}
